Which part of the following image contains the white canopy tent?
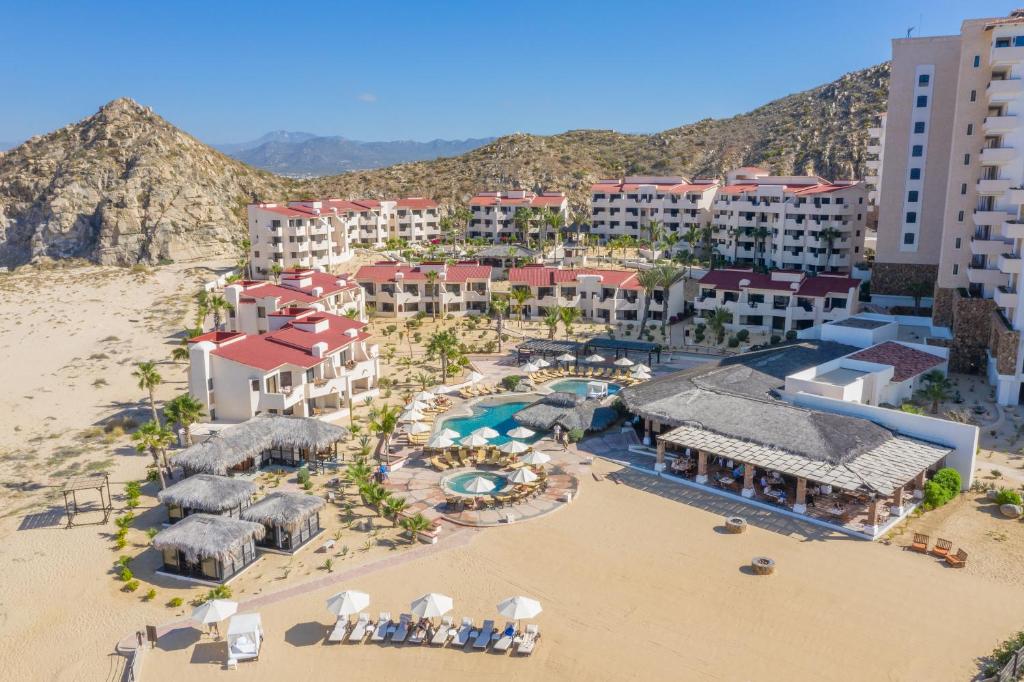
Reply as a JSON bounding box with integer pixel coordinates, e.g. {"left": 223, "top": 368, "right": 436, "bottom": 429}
{"left": 226, "top": 613, "right": 264, "bottom": 662}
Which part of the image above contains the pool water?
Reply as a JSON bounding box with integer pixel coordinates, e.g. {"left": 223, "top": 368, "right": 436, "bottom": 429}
{"left": 439, "top": 401, "right": 534, "bottom": 445}
{"left": 444, "top": 470, "right": 509, "bottom": 496}
{"left": 549, "top": 379, "right": 621, "bottom": 397}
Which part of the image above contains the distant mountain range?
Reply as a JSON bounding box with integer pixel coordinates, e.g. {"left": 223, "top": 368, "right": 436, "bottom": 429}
{"left": 214, "top": 132, "right": 495, "bottom": 177}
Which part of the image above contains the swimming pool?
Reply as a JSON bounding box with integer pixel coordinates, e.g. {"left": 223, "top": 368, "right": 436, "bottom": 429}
{"left": 439, "top": 400, "right": 535, "bottom": 445}
{"left": 549, "top": 379, "right": 621, "bottom": 397}
{"left": 443, "top": 470, "right": 510, "bottom": 497}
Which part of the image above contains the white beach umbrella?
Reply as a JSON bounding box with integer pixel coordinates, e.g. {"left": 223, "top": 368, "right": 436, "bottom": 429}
{"left": 556, "top": 353, "right": 576, "bottom": 363}
{"left": 583, "top": 353, "right": 605, "bottom": 363}
{"left": 506, "top": 426, "right": 536, "bottom": 439}
{"left": 463, "top": 475, "right": 496, "bottom": 493}
{"left": 405, "top": 400, "right": 430, "bottom": 411}
{"left": 520, "top": 451, "right": 551, "bottom": 466}
{"left": 192, "top": 599, "right": 238, "bottom": 625}
{"left": 438, "top": 427, "right": 461, "bottom": 440}
{"left": 430, "top": 385, "right": 449, "bottom": 395}
{"left": 520, "top": 362, "right": 540, "bottom": 373}
{"left": 467, "top": 371, "right": 484, "bottom": 384}
{"left": 499, "top": 440, "right": 531, "bottom": 454}
{"left": 508, "top": 467, "right": 538, "bottom": 484}
{"left": 325, "top": 590, "right": 370, "bottom": 618}
{"left": 405, "top": 421, "right": 431, "bottom": 434}
{"left": 471, "top": 426, "right": 500, "bottom": 439}
{"left": 428, "top": 435, "right": 455, "bottom": 448}
{"left": 410, "top": 593, "right": 454, "bottom": 619}
{"left": 399, "top": 409, "right": 426, "bottom": 422}
{"left": 613, "top": 356, "right": 635, "bottom": 367}
{"left": 460, "top": 433, "right": 491, "bottom": 447}
{"left": 534, "top": 358, "right": 551, "bottom": 368}
{"left": 630, "top": 363, "right": 651, "bottom": 374}
{"left": 632, "top": 370, "right": 652, "bottom": 381}
{"left": 413, "top": 391, "right": 435, "bottom": 402}
{"left": 497, "top": 595, "right": 543, "bottom": 622}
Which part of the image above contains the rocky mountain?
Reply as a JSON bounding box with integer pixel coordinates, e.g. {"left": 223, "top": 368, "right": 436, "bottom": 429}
{"left": 215, "top": 130, "right": 319, "bottom": 155}
{"left": 0, "top": 99, "right": 290, "bottom": 266}
{"left": 309, "top": 63, "right": 890, "bottom": 207}
{"left": 219, "top": 134, "right": 495, "bottom": 177}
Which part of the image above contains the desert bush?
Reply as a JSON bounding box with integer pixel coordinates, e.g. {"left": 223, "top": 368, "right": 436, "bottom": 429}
{"left": 785, "top": 330, "right": 797, "bottom": 341}
{"left": 736, "top": 329, "right": 749, "bottom": 342}
{"left": 923, "top": 467, "right": 962, "bottom": 509}
{"left": 770, "top": 334, "right": 781, "bottom": 345}
{"left": 983, "top": 630, "right": 1024, "bottom": 678}
{"left": 568, "top": 427, "right": 585, "bottom": 443}
{"left": 119, "top": 567, "right": 133, "bottom": 582}
{"left": 502, "top": 375, "right": 522, "bottom": 391}
{"left": 123, "top": 580, "right": 140, "bottom": 592}
{"left": 143, "top": 589, "right": 157, "bottom": 601}
{"left": 995, "top": 488, "right": 1022, "bottom": 506}
{"left": 727, "top": 336, "right": 740, "bottom": 348}
{"left": 167, "top": 597, "right": 184, "bottom": 608}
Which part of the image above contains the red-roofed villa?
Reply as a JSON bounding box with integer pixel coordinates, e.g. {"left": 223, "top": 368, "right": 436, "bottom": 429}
{"left": 354, "top": 261, "right": 493, "bottom": 317}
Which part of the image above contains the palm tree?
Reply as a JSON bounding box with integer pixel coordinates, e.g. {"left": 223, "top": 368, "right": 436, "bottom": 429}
{"left": 368, "top": 404, "right": 400, "bottom": 460}
{"left": 707, "top": 306, "right": 731, "bottom": 345}
{"left": 662, "top": 232, "right": 680, "bottom": 259}
{"left": 194, "top": 290, "right": 210, "bottom": 330}
{"left": 238, "top": 238, "right": 252, "bottom": 279}
{"left": 546, "top": 210, "right": 565, "bottom": 259}
{"left": 513, "top": 207, "right": 533, "bottom": 244}
{"left": 543, "top": 306, "right": 562, "bottom": 340}
{"left": 654, "top": 264, "right": 686, "bottom": 343}
{"left": 753, "top": 227, "right": 770, "bottom": 269}
{"left": 684, "top": 225, "right": 701, "bottom": 259}
{"left": 163, "top": 394, "right": 205, "bottom": 446}
{"left": 510, "top": 287, "right": 531, "bottom": 327}
{"left": 398, "top": 513, "right": 433, "bottom": 543}
{"left": 426, "top": 330, "right": 461, "bottom": 381}
{"left": 646, "top": 220, "right": 664, "bottom": 256}
{"left": 490, "top": 296, "right": 508, "bottom": 353}
{"left": 635, "top": 269, "right": 662, "bottom": 332}
{"left": 559, "top": 307, "right": 581, "bottom": 339}
{"left": 700, "top": 226, "right": 715, "bottom": 268}
{"left": 413, "top": 371, "right": 435, "bottom": 390}
{"left": 382, "top": 496, "right": 409, "bottom": 526}
{"left": 171, "top": 326, "right": 203, "bottom": 362}
{"left": 208, "top": 294, "right": 233, "bottom": 330}
{"left": 918, "top": 371, "right": 952, "bottom": 414}
{"left": 424, "top": 271, "right": 440, "bottom": 320}
{"left": 818, "top": 227, "right": 841, "bottom": 272}
{"left": 132, "top": 420, "right": 174, "bottom": 489}
{"left": 536, "top": 207, "right": 553, "bottom": 256}
{"left": 347, "top": 460, "right": 373, "bottom": 484}
{"left": 908, "top": 280, "right": 932, "bottom": 316}
{"left": 133, "top": 361, "right": 162, "bottom": 424}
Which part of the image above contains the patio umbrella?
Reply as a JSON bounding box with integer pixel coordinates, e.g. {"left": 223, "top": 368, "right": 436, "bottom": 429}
{"left": 520, "top": 362, "right": 540, "bottom": 373}
{"left": 326, "top": 590, "right": 370, "bottom": 619}
{"left": 630, "top": 363, "right": 651, "bottom": 374}
{"left": 192, "top": 599, "right": 238, "bottom": 627}
{"left": 405, "top": 400, "right": 430, "bottom": 411}
{"left": 467, "top": 371, "right": 484, "bottom": 384}
{"left": 413, "top": 391, "right": 435, "bottom": 402}
{"left": 438, "top": 427, "right": 460, "bottom": 440}
{"left": 463, "top": 475, "right": 496, "bottom": 493}
{"left": 583, "top": 353, "right": 605, "bottom": 363}
{"left": 520, "top": 451, "right": 551, "bottom": 466}
{"left": 534, "top": 358, "right": 551, "bottom": 368}
{"left": 460, "top": 433, "right": 490, "bottom": 447}
{"left": 499, "top": 440, "right": 531, "bottom": 454}
{"left": 508, "top": 467, "right": 538, "bottom": 484}
{"left": 506, "top": 426, "right": 536, "bottom": 439}
{"left": 556, "top": 353, "right": 576, "bottom": 364}
{"left": 428, "top": 435, "right": 455, "bottom": 448}
{"left": 497, "top": 595, "right": 543, "bottom": 623}
{"left": 632, "top": 370, "right": 652, "bottom": 381}
{"left": 430, "top": 385, "right": 449, "bottom": 395}
{"left": 613, "top": 356, "right": 635, "bottom": 367}
{"left": 471, "top": 426, "right": 500, "bottom": 439}
{"left": 410, "top": 593, "right": 454, "bottom": 620}
{"left": 399, "top": 409, "right": 426, "bottom": 422}
{"left": 405, "top": 421, "right": 431, "bottom": 434}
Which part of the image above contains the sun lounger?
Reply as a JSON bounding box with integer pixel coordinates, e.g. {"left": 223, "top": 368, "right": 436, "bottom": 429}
{"left": 931, "top": 538, "right": 952, "bottom": 559}
{"left": 910, "top": 533, "right": 929, "bottom": 553}
{"left": 391, "top": 613, "right": 412, "bottom": 643}
{"left": 327, "top": 617, "right": 348, "bottom": 643}
{"left": 946, "top": 548, "right": 968, "bottom": 568}
{"left": 371, "top": 612, "right": 392, "bottom": 642}
{"left": 493, "top": 622, "right": 516, "bottom": 653}
{"left": 430, "top": 615, "right": 454, "bottom": 646}
{"left": 516, "top": 624, "right": 539, "bottom": 655}
{"left": 347, "top": 613, "right": 370, "bottom": 643}
{"left": 473, "top": 619, "right": 495, "bottom": 649}
{"left": 408, "top": 619, "right": 429, "bottom": 645}
{"left": 455, "top": 617, "right": 474, "bottom": 647}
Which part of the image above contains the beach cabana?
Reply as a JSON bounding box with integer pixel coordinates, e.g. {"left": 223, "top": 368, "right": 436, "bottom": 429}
{"left": 227, "top": 613, "right": 264, "bottom": 662}
{"left": 157, "top": 474, "right": 256, "bottom": 524}
{"left": 172, "top": 415, "right": 348, "bottom": 477}
{"left": 153, "top": 514, "right": 264, "bottom": 584}
{"left": 241, "top": 492, "right": 326, "bottom": 553}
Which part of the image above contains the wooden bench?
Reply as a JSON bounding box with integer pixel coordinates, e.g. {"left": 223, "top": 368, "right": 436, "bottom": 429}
{"left": 909, "top": 533, "right": 929, "bottom": 553}
{"left": 945, "top": 548, "right": 967, "bottom": 568}
{"left": 930, "top": 538, "right": 952, "bottom": 559}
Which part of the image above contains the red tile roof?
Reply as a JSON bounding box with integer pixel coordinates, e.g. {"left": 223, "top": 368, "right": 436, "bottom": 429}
{"left": 848, "top": 341, "right": 946, "bottom": 382}
{"left": 508, "top": 266, "right": 642, "bottom": 290}
{"left": 354, "top": 263, "right": 492, "bottom": 284}
{"left": 468, "top": 191, "right": 566, "bottom": 208}
{"left": 395, "top": 197, "right": 438, "bottom": 210}
{"left": 232, "top": 281, "right": 318, "bottom": 305}
{"left": 697, "top": 269, "right": 858, "bottom": 297}
{"left": 591, "top": 180, "right": 717, "bottom": 194}
{"left": 794, "top": 274, "right": 860, "bottom": 297}
{"left": 210, "top": 312, "right": 369, "bottom": 371}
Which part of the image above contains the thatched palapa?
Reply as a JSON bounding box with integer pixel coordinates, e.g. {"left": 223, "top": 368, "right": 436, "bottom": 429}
{"left": 157, "top": 474, "right": 256, "bottom": 513}
{"left": 242, "top": 492, "right": 326, "bottom": 534}
{"left": 514, "top": 391, "right": 617, "bottom": 433}
{"left": 172, "top": 415, "right": 348, "bottom": 476}
{"left": 153, "top": 513, "right": 265, "bottom": 564}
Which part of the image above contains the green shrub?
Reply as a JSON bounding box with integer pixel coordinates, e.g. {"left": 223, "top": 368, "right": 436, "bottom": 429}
{"left": 785, "top": 330, "right": 797, "bottom": 341}
{"left": 296, "top": 466, "right": 311, "bottom": 486}
{"left": 143, "top": 589, "right": 157, "bottom": 601}
{"left": 769, "top": 335, "right": 781, "bottom": 345}
{"left": 727, "top": 336, "right": 740, "bottom": 348}
{"left": 117, "top": 555, "right": 132, "bottom": 568}
{"left": 123, "top": 580, "right": 140, "bottom": 592}
{"left": 995, "top": 488, "right": 1022, "bottom": 506}
{"left": 933, "top": 468, "right": 962, "bottom": 497}
{"left": 501, "top": 375, "right": 523, "bottom": 391}
{"left": 568, "top": 427, "right": 585, "bottom": 443}
{"left": 114, "top": 512, "right": 135, "bottom": 529}
{"left": 984, "top": 630, "right": 1024, "bottom": 677}
{"left": 119, "top": 567, "right": 133, "bottom": 582}
{"left": 124, "top": 481, "right": 141, "bottom": 497}
{"left": 736, "top": 329, "right": 750, "bottom": 342}
{"left": 922, "top": 468, "right": 961, "bottom": 510}
{"left": 923, "top": 480, "right": 952, "bottom": 509}
{"left": 114, "top": 537, "right": 127, "bottom": 550}
{"left": 167, "top": 597, "right": 184, "bottom": 608}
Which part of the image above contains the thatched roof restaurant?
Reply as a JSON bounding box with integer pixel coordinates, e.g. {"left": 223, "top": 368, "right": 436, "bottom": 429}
{"left": 158, "top": 474, "right": 256, "bottom": 523}
{"left": 514, "top": 392, "right": 617, "bottom": 434}
{"left": 172, "top": 415, "right": 348, "bottom": 477}
{"left": 153, "top": 514, "right": 264, "bottom": 583}
{"left": 242, "top": 492, "right": 326, "bottom": 553}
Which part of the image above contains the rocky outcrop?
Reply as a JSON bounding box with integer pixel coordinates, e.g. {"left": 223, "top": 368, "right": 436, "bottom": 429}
{"left": 0, "top": 98, "right": 289, "bottom": 266}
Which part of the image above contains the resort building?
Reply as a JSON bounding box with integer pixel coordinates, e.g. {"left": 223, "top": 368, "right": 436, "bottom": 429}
{"left": 711, "top": 167, "right": 867, "bottom": 273}
{"left": 248, "top": 197, "right": 440, "bottom": 275}
{"left": 354, "top": 261, "right": 493, "bottom": 317}
{"left": 152, "top": 513, "right": 264, "bottom": 584}
{"left": 589, "top": 176, "right": 718, "bottom": 247}
{"left": 241, "top": 492, "right": 325, "bottom": 554}
{"left": 693, "top": 267, "right": 862, "bottom": 333}
{"left": 187, "top": 310, "right": 379, "bottom": 423}
{"left": 157, "top": 474, "right": 256, "bottom": 524}
{"left": 865, "top": 113, "right": 887, "bottom": 234}
{"left": 225, "top": 268, "right": 365, "bottom": 335}
{"left": 467, "top": 190, "right": 569, "bottom": 243}
{"left": 508, "top": 265, "right": 687, "bottom": 325}
{"left": 619, "top": 341, "right": 977, "bottom": 540}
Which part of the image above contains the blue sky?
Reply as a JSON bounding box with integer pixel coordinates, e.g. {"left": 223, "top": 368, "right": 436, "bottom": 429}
{"left": 0, "top": 1, "right": 1016, "bottom": 144}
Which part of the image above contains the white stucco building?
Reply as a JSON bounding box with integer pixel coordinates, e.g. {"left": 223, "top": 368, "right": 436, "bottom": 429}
{"left": 224, "top": 268, "right": 365, "bottom": 336}
{"left": 589, "top": 177, "right": 718, "bottom": 248}
{"left": 467, "top": 190, "right": 569, "bottom": 243}
{"left": 354, "top": 261, "right": 493, "bottom": 317}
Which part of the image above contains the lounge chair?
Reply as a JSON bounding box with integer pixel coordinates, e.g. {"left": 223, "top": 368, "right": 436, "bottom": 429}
{"left": 931, "top": 538, "right": 953, "bottom": 559}
{"left": 371, "top": 612, "right": 392, "bottom": 642}
{"left": 910, "top": 533, "right": 929, "bottom": 553}
{"left": 454, "top": 617, "right": 475, "bottom": 647}
{"left": 430, "top": 456, "right": 449, "bottom": 471}
{"left": 516, "top": 624, "right": 539, "bottom": 655}
{"left": 327, "top": 617, "right": 348, "bottom": 643}
{"left": 946, "top": 548, "right": 968, "bottom": 568}
{"left": 347, "top": 613, "right": 370, "bottom": 643}
{"left": 430, "top": 615, "right": 454, "bottom": 646}
{"left": 408, "top": 619, "right": 428, "bottom": 645}
{"left": 391, "top": 613, "right": 412, "bottom": 643}
{"left": 473, "top": 619, "right": 495, "bottom": 649}
{"left": 493, "top": 622, "right": 516, "bottom": 653}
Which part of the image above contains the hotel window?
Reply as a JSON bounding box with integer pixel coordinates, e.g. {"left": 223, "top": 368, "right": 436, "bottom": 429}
{"left": 970, "top": 90, "right": 977, "bottom": 102}
{"left": 974, "top": 56, "right": 980, "bottom": 67}
{"left": 964, "top": 154, "right": 970, "bottom": 165}
{"left": 955, "top": 237, "right": 962, "bottom": 249}
{"left": 904, "top": 233, "right": 915, "bottom": 245}
{"left": 910, "top": 168, "right": 921, "bottom": 180}
{"left": 912, "top": 145, "right": 923, "bottom": 157}
{"left": 906, "top": 211, "right": 917, "bottom": 223}
{"left": 908, "top": 190, "right": 919, "bottom": 202}
{"left": 958, "top": 210, "right": 965, "bottom": 222}
{"left": 961, "top": 183, "right": 967, "bottom": 195}
{"left": 918, "top": 74, "right": 930, "bottom": 86}
{"left": 914, "top": 121, "right": 926, "bottom": 134}
{"left": 916, "top": 95, "right": 928, "bottom": 107}
{"left": 996, "top": 37, "right": 1011, "bottom": 48}
{"left": 1016, "top": 36, "right": 1024, "bottom": 46}
{"left": 953, "top": 264, "right": 959, "bottom": 275}
{"left": 967, "top": 123, "right": 973, "bottom": 135}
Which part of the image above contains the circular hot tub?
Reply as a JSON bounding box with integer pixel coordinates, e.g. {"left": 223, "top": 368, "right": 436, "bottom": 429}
{"left": 442, "top": 470, "right": 510, "bottom": 497}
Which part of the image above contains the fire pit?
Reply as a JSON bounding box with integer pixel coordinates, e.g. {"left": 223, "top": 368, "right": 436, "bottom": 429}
{"left": 751, "top": 556, "right": 776, "bottom": 575}
{"left": 724, "top": 517, "right": 748, "bottom": 534}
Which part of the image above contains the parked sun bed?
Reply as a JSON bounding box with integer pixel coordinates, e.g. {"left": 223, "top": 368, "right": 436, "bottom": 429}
{"left": 455, "top": 617, "right": 474, "bottom": 647}
{"left": 371, "top": 612, "right": 392, "bottom": 642}
{"left": 493, "top": 621, "right": 516, "bottom": 653}
{"left": 430, "top": 615, "right": 454, "bottom": 646}
{"left": 473, "top": 619, "right": 495, "bottom": 649}
{"left": 516, "top": 623, "right": 540, "bottom": 655}
{"left": 391, "top": 613, "right": 412, "bottom": 643}
{"left": 327, "top": 617, "right": 348, "bottom": 643}
{"left": 408, "top": 618, "right": 429, "bottom": 644}
{"left": 347, "top": 613, "right": 370, "bottom": 643}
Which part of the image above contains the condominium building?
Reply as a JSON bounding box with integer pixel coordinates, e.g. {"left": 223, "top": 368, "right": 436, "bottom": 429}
{"left": 693, "top": 267, "right": 861, "bottom": 334}
{"left": 224, "top": 268, "right": 365, "bottom": 336}
{"left": 865, "top": 114, "right": 887, "bottom": 248}
{"left": 354, "top": 261, "right": 493, "bottom": 317}
{"left": 711, "top": 168, "right": 867, "bottom": 274}
{"left": 589, "top": 177, "right": 718, "bottom": 247}
{"left": 507, "top": 265, "right": 687, "bottom": 325}
{"left": 249, "top": 197, "right": 440, "bottom": 275}
{"left": 872, "top": 10, "right": 1024, "bottom": 402}
{"left": 188, "top": 308, "right": 380, "bottom": 423}
{"left": 467, "top": 190, "right": 569, "bottom": 243}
